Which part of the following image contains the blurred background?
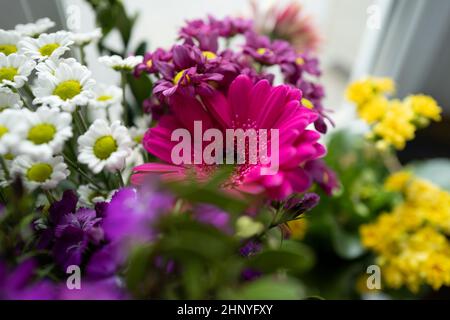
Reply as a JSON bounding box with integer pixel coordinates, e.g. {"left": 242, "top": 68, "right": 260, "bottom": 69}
{"left": 1, "top": 0, "right": 449, "bottom": 161}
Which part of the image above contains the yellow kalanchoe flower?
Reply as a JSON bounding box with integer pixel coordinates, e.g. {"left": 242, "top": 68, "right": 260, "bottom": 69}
{"left": 346, "top": 77, "right": 442, "bottom": 150}
{"left": 360, "top": 172, "right": 450, "bottom": 292}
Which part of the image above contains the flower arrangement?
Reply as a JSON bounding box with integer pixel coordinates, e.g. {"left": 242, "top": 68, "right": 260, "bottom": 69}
{"left": 0, "top": 0, "right": 448, "bottom": 301}
{"left": 0, "top": 0, "right": 339, "bottom": 299}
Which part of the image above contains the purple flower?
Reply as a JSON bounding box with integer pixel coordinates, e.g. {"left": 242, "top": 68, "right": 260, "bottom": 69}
{"left": 102, "top": 187, "right": 173, "bottom": 245}
{"left": 284, "top": 193, "right": 320, "bottom": 218}
{"left": 0, "top": 260, "right": 56, "bottom": 300}
{"left": 143, "top": 96, "right": 166, "bottom": 121}
{"left": 243, "top": 32, "right": 294, "bottom": 66}
{"left": 194, "top": 204, "right": 231, "bottom": 233}
{"left": 134, "top": 48, "right": 172, "bottom": 77}
{"left": 241, "top": 268, "right": 262, "bottom": 281}
{"left": 304, "top": 159, "right": 339, "bottom": 196}
{"left": 152, "top": 45, "right": 223, "bottom": 98}
{"left": 240, "top": 241, "right": 262, "bottom": 257}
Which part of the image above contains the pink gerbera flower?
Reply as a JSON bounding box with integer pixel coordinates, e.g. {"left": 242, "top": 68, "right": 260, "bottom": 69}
{"left": 132, "top": 75, "right": 326, "bottom": 200}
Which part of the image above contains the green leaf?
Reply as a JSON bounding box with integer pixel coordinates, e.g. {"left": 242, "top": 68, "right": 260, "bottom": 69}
{"left": 221, "top": 276, "right": 306, "bottom": 300}
{"left": 125, "top": 244, "right": 153, "bottom": 293}
{"left": 247, "top": 240, "right": 315, "bottom": 274}
{"left": 127, "top": 73, "right": 152, "bottom": 110}
{"left": 329, "top": 215, "right": 364, "bottom": 259}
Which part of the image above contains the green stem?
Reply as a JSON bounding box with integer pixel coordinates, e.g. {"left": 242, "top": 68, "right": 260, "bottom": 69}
{"left": 43, "top": 189, "right": 55, "bottom": 203}
{"left": 79, "top": 45, "right": 87, "bottom": 66}
{"left": 63, "top": 153, "right": 103, "bottom": 190}
{"left": 0, "top": 155, "right": 10, "bottom": 180}
{"left": 120, "top": 71, "right": 130, "bottom": 125}
{"left": 116, "top": 170, "right": 124, "bottom": 188}
{"left": 76, "top": 108, "right": 88, "bottom": 132}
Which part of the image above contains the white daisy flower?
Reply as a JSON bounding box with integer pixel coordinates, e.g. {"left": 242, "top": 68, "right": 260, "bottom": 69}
{"left": 128, "top": 115, "right": 151, "bottom": 147}
{"left": 11, "top": 154, "right": 69, "bottom": 190}
{"left": 88, "top": 84, "right": 122, "bottom": 122}
{"left": 15, "top": 18, "right": 55, "bottom": 37}
{"left": 77, "top": 184, "right": 112, "bottom": 207}
{"left": 20, "top": 31, "right": 73, "bottom": 61}
{"left": 0, "top": 53, "right": 36, "bottom": 88}
{"left": 98, "top": 55, "right": 143, "bottom": 71}
{"left": 33, "top": 60, "right": 95, "bottom": 112}
{"left": 0, "top": 109, "right": 24, "bottom": 156}
{"left": 0, "top": 87, "right": 22, "bottom": 111}
{"left": 35, "top": 57, "right": 77, "bottom": 75}
{"left": 0, "top": 30, "right": 22, "bottom": 56}
{"left": 17, "top": 106, "right": 72, "bottom": 157}
{"left": 78, "top": 119, "right": 133, "bottom": 174}
{"left": 70, "top": 28, "right": 102, "bottom": 46}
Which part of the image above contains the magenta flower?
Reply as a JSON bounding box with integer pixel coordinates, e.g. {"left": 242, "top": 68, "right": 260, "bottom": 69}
{"left": 243, "top": 32, "right": 294, "bottom": 66}
{"left": 304, "top": 159, "right": 339, "bottom": 196}
{"left": 152, "top": 45, "right": 223, "bottom": 98}
{"left": 133, "top": 75, "right": 326, "bottom": 200}
{"left": 134, "top": 48, "right": 172, "bottom": 77}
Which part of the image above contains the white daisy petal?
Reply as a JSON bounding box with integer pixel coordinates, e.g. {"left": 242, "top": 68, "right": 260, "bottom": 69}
{"left": 15, "top": 18, "right": 55, "bottom": 37}
{"left": 78, "top": 119, "right": 133, "bottom": 173}
{"left": 98, "top": 55, "right": 143, "bottom": 71}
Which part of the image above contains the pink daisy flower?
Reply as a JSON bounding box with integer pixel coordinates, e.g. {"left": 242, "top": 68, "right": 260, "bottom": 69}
{"left": 132, "top": 75, "right": 326, "bottom": 200}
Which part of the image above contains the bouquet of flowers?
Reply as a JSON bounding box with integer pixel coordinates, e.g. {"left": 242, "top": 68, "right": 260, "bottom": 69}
{"left": 0, "top": 0, "right": 339, "bottom": 299}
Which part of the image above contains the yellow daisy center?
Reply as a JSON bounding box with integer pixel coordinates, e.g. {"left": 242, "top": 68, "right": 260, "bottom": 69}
{"left": 27, "top": 163, "right": 53, "bottom": 182}
{"left": 97, "top": 95, "right": 113, "bottom": 102}
{"left": 27, "top": 123, "right": 56, "bottom": 144}
{"left": 93, "top": 135, "right": 117, "bottom": 160}
{"left": 0, "top": 125, "right": 8, "bottom": 138}
{"left": 4, "top": 153, "right": 14, "bottom": 160}
{"left": 53, "top": 80, "right": 82, "bottom": 100}
{"left": 133, "top": 134, "right": 143, "bottom": 144}
{"left": 0, "top": 67, "right": 18, "bottom": 83}
{"left": 202, "top": 51, "right": 217, "bottom": 60}
{"left": 39, "top": 43, "right": 60, "bottom": 57}
{"left": 301, "top": 98, "right": 314, "bottom": 109}
{"left": 0, "top": 44, "right": 18, "bottom": 56}
{"left": 146, "top": 59, "right": 153, "bottom": 68}
{"left": 173, "top": 69, "right": 190, "bottom": 85}
{"left": 296, "top": 57, "right": 305, "bottom": 65}
{"left": 257, "top": 48, "right": 268, "bottom": 55}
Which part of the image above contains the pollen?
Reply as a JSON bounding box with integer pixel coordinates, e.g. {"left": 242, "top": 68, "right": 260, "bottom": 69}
{"left": 93, "top": 135, "right": 117, "bottom": 160}
{"left": 27, "top": 163, "right": 53, "bottom": 182}
{"left": 0, "top": 67, "right": 18, "bottom": 83}
{"left": 202, "top": 51, "right": 217, "bottom": 60}
{"left": 39, "top": 43, "right": 60, "bottom": 57}
{"left": 173, "top": 69, "right": 190, "bottom": 85}
{"left": 53, "top": 80, "right": 82, "bottom": 100}
{"left": 0, "top": 44, "right": 18, "bottom": 56}
{"left": 27, "top": 123, "right": 56, "bottom": 144}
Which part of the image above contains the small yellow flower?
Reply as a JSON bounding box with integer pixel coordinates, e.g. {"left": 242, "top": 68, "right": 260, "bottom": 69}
{"left": 405, "top": 94, "right": 442, "bottom": 122}
{"left": 287, "top": 218, "right": 308, "bottom": 240}
{"left": 384, "top": 171, "right": 412, "bottom": 192}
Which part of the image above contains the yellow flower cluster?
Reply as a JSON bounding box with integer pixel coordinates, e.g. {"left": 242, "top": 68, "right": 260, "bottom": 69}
{"left": 346, "top": 77, "right": 442, "bottom": 150}
{"left": 360, "top": 172, "right": 450, "bottom": 292}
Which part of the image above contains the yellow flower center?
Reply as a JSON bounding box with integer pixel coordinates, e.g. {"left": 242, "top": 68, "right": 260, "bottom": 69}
{"left": 4, "top": 153, "right": 14, "bottom": 160}
{"left": 202, "top": 51, "right": 217, "bottom": 60}
{"left": 146, "top": 59, "right": 153, "bottom": 68}
{"left": 0, "top": 67, "right": 18, "bottom": 83}
{"left": 301, "top": 98, "right": 314, "bottom": 109}
{"left": 257, "top": 48, "right": 267, "bottom": 55}
{"left": 39, "top": 43, "right": 60, "bottom": 57}
{"left": 133, "top": 134, "right": 143, "bottom": 144}
{"left": 93, "top": 135, "right": 117, "bottom": 160}
{"left": 296, "top": 57, "right": 305, "bottom": 65}
{"left": 27, "top": 163, "right": 53, "bottom": 182}
{"left": 173, "top": 69, "right": 190, "bottom": 85}
{"left": 53, "top": 80, "right": 82, "bottom": 100}
{"left": 0, "top": 44, "right": 18, "bottom": 56}
{"left": 27, "top": 123, "right": 56, "bottom": 144}
{"left": 0, "top": 125, "right": 8, "bottom": 138}
{"left": 97, "top": 95, "right": 113, "bottom": 102}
